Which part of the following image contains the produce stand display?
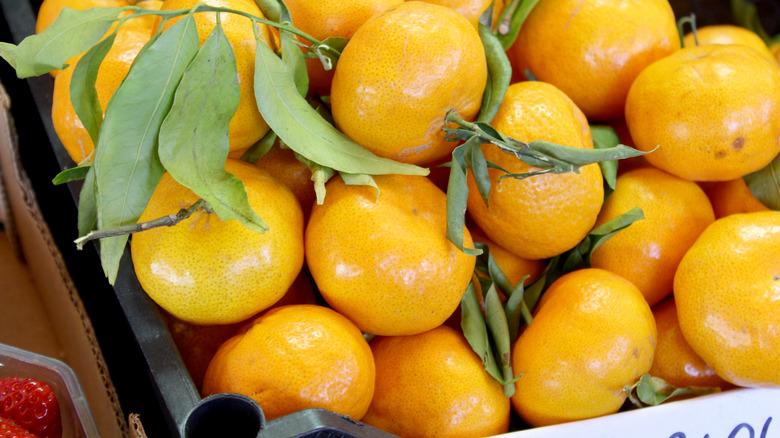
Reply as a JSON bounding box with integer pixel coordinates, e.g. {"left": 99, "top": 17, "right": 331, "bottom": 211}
{"left": 0, "top": 0, "right": 778, "bottom": 437}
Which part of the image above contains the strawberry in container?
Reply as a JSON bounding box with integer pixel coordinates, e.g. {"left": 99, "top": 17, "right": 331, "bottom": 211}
{"left": 0, "top": 377, "right": 62, "bottom": 438}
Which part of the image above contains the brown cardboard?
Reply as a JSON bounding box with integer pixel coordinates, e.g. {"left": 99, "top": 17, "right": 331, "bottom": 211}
{"left": 0, "top": 82, "right": 128, "bottom": 438}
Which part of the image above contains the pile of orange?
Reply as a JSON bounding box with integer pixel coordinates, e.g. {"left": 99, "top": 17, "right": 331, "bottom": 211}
{"left": 31, "top": 0, "right": 780, "bottom": 435}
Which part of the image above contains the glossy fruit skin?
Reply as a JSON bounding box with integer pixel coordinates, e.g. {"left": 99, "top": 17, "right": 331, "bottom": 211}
{"left": 590, "top": 167, "right": 715, "bottom": 307}
{"left": 0, "top": 377, "right": 61, "bottom": 438}
{"left": 284, "top": 0, "right": 403, "bottom": 97}
{"left": 649, "top": 296, "right": 734, "bottom": 390}
{"left": 305, "top": 174, "right": 475, "bottom": 336}
{"left": 511, "top": 268, "right": 657, "bottom": 427}
{"left": 674, "top": 211, "right": 780, "bottom": 388}
{"left": 414, "top": 0, "right": 505, "bottom": 28}
{"left": 330, "top": 1, "right": 487, "bottom": 165}
{"left": 706, "top": 177, "right": 770, "bottom": 219}
{"left": 683, "top": 25, "right": 775, "bottom": 62}
{"left": 0, "top": 417, "right": 39, "bottom": 438}
{"left": 509, "top": 0, "right": 679, "bottom": 121}
{"left": 130, "top": 159, "right": 304, "bottom": 325}
{"left": 51, "top": 7, "right": 158, "bottom": 164}
{"left": 625, "top": 44, "right": 780, "bottom": 182}
{"left": 201, "top": 305, "right": 376, "bottom": 421}
{"left": 253, "top": 145, "right": 316, "bottom": 221}
{"left": 159, "top": 0, "right": 273, "bottom": 152}
{"left": 361, "top": 325, "right": 510, "bottom": 438}
{"left": 466, "top": 81, "right": 603, "bottom": 260}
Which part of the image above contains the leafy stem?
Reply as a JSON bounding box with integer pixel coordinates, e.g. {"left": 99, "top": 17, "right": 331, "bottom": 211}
{"left": 74, "top": 199, "right": 208, "bottom": 250}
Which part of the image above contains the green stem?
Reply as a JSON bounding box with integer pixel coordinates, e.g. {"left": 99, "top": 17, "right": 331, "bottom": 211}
{"left": 74, "top": 199, "right": 208, "bottom": 249}
{"left": 677, "top": 14, "right": 698, "bottom": 48}
{"left": 496, "top": 0, "right": 522, "bottom": 35}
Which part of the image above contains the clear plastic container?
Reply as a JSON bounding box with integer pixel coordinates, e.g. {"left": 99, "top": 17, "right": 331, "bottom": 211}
{"left": 0, "top": 342, "right": 101, "bottom": 438}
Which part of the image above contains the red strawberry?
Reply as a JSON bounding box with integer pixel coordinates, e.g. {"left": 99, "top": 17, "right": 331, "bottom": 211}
{"left": 0, "top": 378, "right": 61, "bottom": 438}
{"left": 0, "top": 417, "right": 39, "bottom": 438}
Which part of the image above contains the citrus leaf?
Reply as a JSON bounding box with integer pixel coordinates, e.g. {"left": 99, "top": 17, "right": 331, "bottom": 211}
{"left": 626, "top": 374, "right": 720, "bottom": 407}
{"left": 158, "top": 19, "right": 267, "bottom": 233}
{"left": 744, "top": 153, "right": 780, "bottom": 211}
{"left": 93, "top": 13, "right": 200, "bottom": 284}
{"left": 252, "top": 0, "right": 281, "bottom": 22}
{"left": 477, "top": 18, "right": 510, "bottom": 124}
{"left": 494, "top": 0, "right": 539, "bottom": 50}
{"left": 446, "top": 140, "right": 482, "bottom": 256}
{"left": 731, "top": 0, "right": 770, "bottom": 43}
{"left": 525, "top": 140, "right": 649, "bottom": 169}
{"left": 252, "top": 36, "right": 429, "bottom": 177}
{"left": 341, "top": 173, "right": 377, "bottom": 190}
{"left": 461, "top": 282, "right": 503, "bottom": 383}
{"left": 70, "top": 31, "right": 117, "bottom": 147}
{"left": 503, "top": 275, "right": 530, "bottom": 343}
{"left": 467, "top": 141, "right": 492, "bottom": 208}
{"left": 313, "top": 37, "right": 348, "bottom": 71}
{"left": 0, "top": 7, "right": 123, "bottom": 78}
{"left": 276, "top": 0, "right": 308, "bottom": 97}
{"left": 78, "top": 167, "right": 98, "bottom": 238}
{"left": 240, "top": 131, "right": 277, "bottom": 164}
{"left": 590, "top": 125, "right": 621, "bottom": 191}
{"left": 484, "top": 282, "right": 517, "bottom": 396}
{"left": 52, "top": 164, "right": 91, "bottom": 185}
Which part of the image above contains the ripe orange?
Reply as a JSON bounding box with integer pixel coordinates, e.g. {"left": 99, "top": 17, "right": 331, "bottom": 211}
{"left": 590, "top": 167, "right": 715, "bottom": 307}
{"left": 201, "top": 304, "right": 375, "bottom": 421}
{"left": 649, "top": 296, "right": 734, "bottom": 390}
{"left": 305, "top": 174, "right": 476, "bottom": 336}
{"left": 158, "top": 0, "right": 273, "bottom": 152}
{"left": 625, "top": 44, "right": 780, "bottom": 181}
{"left": 706, "top": 177, "right": 770, "bottom": 219}
{"left": 414, "top": 0, "right": 506, "bottom": 28}
{"left": 36, "top": 0, "right": 129, "bottom": 37}
{"left": 674, "top": 211, "right": 780, "bottom": 388}
{"left": 361, "top": 325, "right": 510, "bottom": 438}
{"left": 162, "top": 271, "right": 317, "bottom": 390}
{"left": 130, "top": 158, "right": 305, "bottom": 325}
{"left": 283, "top": 0, "right": 403, "bottom": 97}
{"left": 508, "top": 0, "right": 679, "bottom": 121}
{"left": 511, "top": 268, "right": 657, "bottom": 426}
{"left": 51, "top": 3, "right": 159, "bottom": 163}
{"left": 466, "top": 81, "right": 604, "bottom": 260}
{"left": 330, "top": 1, "right": 487, "bottom": 165}
{"left": 253, "top": 144, "right": 316, "bottom": 221}
{"left": 683, "top": 24, "right": 775, "bottom": 62}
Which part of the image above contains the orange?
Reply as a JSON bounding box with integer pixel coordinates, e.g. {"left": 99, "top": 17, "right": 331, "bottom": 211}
{"left": 36, "top": 0, "right": 130, "bottom": 37}
{"left": 130, "top": 158, "right": 305, "bottom": 325}
{"left": 158, "top": 0, "right": 273, "bottom": 152}
{"left": 330, "top": 1, "right": 487, "bottom": 165}
{"left": 683, "top": 24, "right": 775, "bottom": 62}
{"left": 51, "top": 3, "right": 159, "bottom": 164}
{"left": 162, "top": 271, "right": 317, "bottom": 390}
{"left": 305, "top": 174, "right": 476, "bottom": 336}
{"left": 201, "top": 304, "right": 375, "bottom": 421}
{"left": 413, "top": 0, "right": 506, "bottom": 28}
{"left": 361, "top": 325, "right": 510, "bottom": 438}
{"left": 706, "top": 177, "right": 770, "bottom": 219}
{"left": 252, "top": 143, "right": 316, "bottom": 221}
{"left": 466, "top": 81, "right": 604, "bottom": 260}
{"left": 283, "top": 0, "right": 403, "bottom": 97}
{"left": 674, "top": 211, "right": 780, "bottom": 388}
{"left": 625, "top": 44, "right": 780, "bottom": 182}
{"left": 590, "top": 167, "right": 715, "bottom": 307}
{"left": 649, "top": 296, "right": 734, "bottom": 390}
{"left": 511, "top": 268, "right": 657, "bottom": 426}
{"left": 508, "top": 0, "right": 679, "bottom": 121}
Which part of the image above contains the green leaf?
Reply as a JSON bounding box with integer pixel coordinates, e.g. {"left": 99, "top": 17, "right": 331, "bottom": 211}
{"left": 93, "top": 13, "right": 201, "bottom": 284}
{"left": 240, "top": 131, "right": 277, "bottom": 164}
{"left": 744, "top": 152, "right": 780, "bottom": 211}
{"left": 731, "top": 0, "right": 770, "bottom": 43}
{"left": 626, "top": 374, "right": 721, "bottom": 407}
{"left": 252, "top": 36, "right": 429, "bottom": 177}
{"left": 158, "top": 19, "right": 267, "bottom": 233}
{"left": 52, "top": 164, "right": 91, "bottom": 185}
{"left": 477, "top": 18, "right": 511, "bottom": 124}
{"left": 484, "top": 282, "right": 517, "bottom": 396}
{"left": 78, "top": 167, "right": 98, "bottom": 238}
{"left": 70, "top": 31, "right": 117, "bottom": 147}
{"left": 252, "top": 0, "right": 281, "bottom": 22}
{"left": 494, "top": 0, "right": 539, "bottom": 50}
{"left": 503, "top": 275, "right": 530, "bottom": 343}
{"left": 461, "top": 282, "right": 503, "bottom": 383}
{"left": 0, "top": 7, "right": 123, "bottom": 78}
{"left": 341, "top": 173, "right": 377, "bottom": 190}
{"left": 276, "top": 0, "right": 308, "bottom": 97}
{"left": 312, "top": 37, "right": 349, "bottom": 72}
{"left": 590, "top": 125, "right": 621, "bottom": 191}
{"left": 467, "top": 141, "right": 492, "bottom": 208}
{"left": 446, "top": 140, "right": 482, "bottom": 256}
{"left": 525, "top": 140, "right": 649, "bottom": 170}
